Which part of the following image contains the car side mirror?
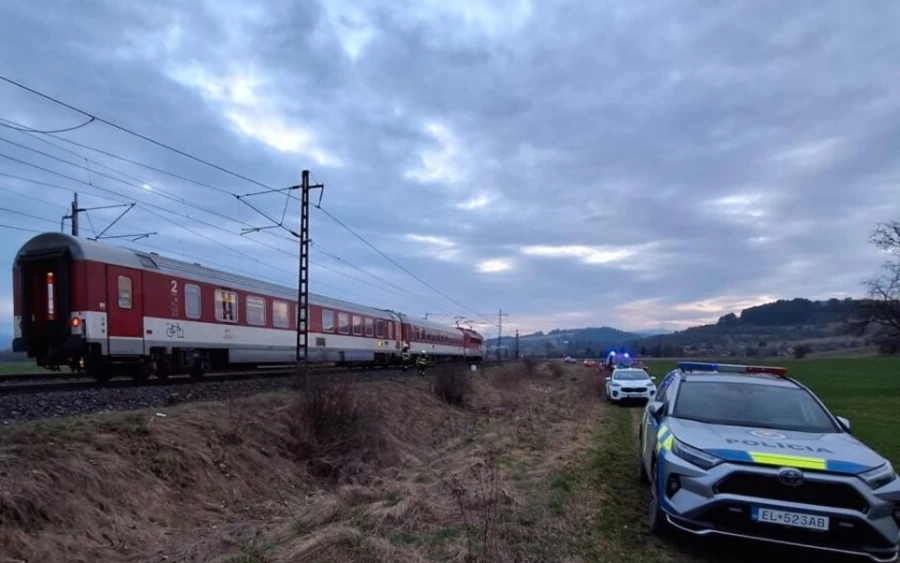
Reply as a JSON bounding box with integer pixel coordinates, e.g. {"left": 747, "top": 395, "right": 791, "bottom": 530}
{"left": 604, "top": 376, "right": 610, "bottom": 381}
{"left": 836, "top": 416, "right": 851, "bottom": 433}
{"left": 648, "top": 400, "right": 665, "bottom": 420}
{"left": 650, "top": 376, "right": 657, "bottom": 381}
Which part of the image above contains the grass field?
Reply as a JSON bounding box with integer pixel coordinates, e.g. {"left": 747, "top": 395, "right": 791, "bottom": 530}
{"left": 644, "top": 357, "right": 900, "bottom": 466}
{"left": 0, "top": 361, "right": 51, "bottom": 375}
{"left": 572, "top": 356, "right": 900, "bottom": 563}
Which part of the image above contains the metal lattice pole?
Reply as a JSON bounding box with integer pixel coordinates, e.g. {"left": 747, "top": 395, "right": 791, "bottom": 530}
{"left": 297, "top": 171, "right": 310, "bottom": 365}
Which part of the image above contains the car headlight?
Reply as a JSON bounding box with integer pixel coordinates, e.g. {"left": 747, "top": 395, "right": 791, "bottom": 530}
{"left": 860, "top": 462, "right": 897, "bottom": 490}
{"left": 671, "top": 439, "right": 723, "bottom": 471}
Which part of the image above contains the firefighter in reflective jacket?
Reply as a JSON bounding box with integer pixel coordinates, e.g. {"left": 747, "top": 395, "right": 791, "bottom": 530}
{"left": 400, "top": 343, "right": 411, "bottom": 370}
{"left": 416, "top": 350, "right": 428, "bottom": 376}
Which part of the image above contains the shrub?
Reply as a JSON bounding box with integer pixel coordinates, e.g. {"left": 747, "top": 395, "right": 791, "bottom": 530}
{"left": 793, "top": 343, "right": 813, "bottom": 359}
{"left": 491, "top": 364, "right": 524, "bottom": 389}
{"left": 288, "top": 372, "right": 386, "bottom": 478}
{"left": 522, "top": 357, "right": 537, "bottom": 377}
{"left": 433, "top": 365, "right": 470, "bottom": 406}
{"left": 546, "top": 362, "right": 565, "bottom": 379}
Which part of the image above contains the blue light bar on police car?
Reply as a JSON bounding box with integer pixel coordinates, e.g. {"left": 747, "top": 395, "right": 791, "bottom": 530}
{"left": 676, "top": 361, "right": 788, "bottom": 377}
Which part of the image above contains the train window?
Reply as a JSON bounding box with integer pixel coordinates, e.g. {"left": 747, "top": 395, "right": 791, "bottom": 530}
{"left": 376, "top": 319, "right": 384, "bottom": 338}
{"left": 388, "top": 322, "right": 394, "bottom": 340}
{"left": 415, "top": 327, "right": 421, "bottom": 340}
{"left": 352, "top": 315, "right": 362, "bottom": 336}
{"left": 215, "top": 289, "right": 238, "bottom": 323}
{"left": 338, "top": 313, "right": 349, "bottom": 334}
{"left": 365, "top": 318, "right": 374, "bottom": 337}
{"left": 322, "top": 309, "right": 335, "bottom": 332}
{"left": 247, "top": 296, "right": 266, "bottom": 326}
{"left": 273, "top": 300, "right": 290, "bottom": 329}
{"left": 185, "top": 284, "right": 201, "bottom": 319}
{"left": 117, "top": 275, "right": 133, "bottom": 309}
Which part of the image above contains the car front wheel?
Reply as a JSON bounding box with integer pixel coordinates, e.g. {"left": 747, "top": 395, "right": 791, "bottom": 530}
{"left": 637, "top": 439, "right": 649, "bottom": 484}
{"left": 647, "top": 459, "right": 669, "bottom": 536}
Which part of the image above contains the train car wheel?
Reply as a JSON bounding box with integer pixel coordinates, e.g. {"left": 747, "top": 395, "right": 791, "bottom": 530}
{"left": 153, "top": 358, "right": 171, "bottom": 380}
{"left": 133, "top": 362, "right": 151, "bottom": 381}
{"left": 188, "top": 353, "right": 209, "bottom": 379}
{"left": 93, "top": 369, "right": 112, "bottom": 383}
{"left": 87, "top": 357, "right": 112, "bottom": 383}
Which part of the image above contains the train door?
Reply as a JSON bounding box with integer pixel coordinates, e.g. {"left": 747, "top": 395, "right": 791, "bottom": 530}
{"left": 106, "top": 265, "right": 144, "bottom": 356}
{"left": 14, "top": 251, "right": 71, "bottom": 360}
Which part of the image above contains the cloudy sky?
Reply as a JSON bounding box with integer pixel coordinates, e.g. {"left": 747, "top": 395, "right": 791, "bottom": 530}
{"left": 1, "top": 0, "right": 899, "bottom": 338}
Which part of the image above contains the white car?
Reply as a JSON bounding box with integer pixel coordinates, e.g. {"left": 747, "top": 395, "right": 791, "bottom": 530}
{"left": 604, "top": 367, "right": 656, "bottom": 403}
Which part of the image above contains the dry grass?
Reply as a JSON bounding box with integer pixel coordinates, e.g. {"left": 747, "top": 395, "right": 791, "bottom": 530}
{"left": 0, "top": 362, "right": 621, "bottom": 563}
{"left": 433, "top": 364, "right": 471, "bottom": 405}
{"left": 286, "top": 373, "right": 394, "bottom": 480}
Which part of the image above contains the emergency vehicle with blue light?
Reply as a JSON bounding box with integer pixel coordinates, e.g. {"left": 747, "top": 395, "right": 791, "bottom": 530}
{"left": 638, "top": 361, "right": 900, "bottom": 562}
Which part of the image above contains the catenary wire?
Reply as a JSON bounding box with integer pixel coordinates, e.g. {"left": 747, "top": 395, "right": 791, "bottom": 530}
{"left": 0, "top": 115, "right": 96, "bottom": 133}
{"left": 0, "top": 74, "right": 494, "bottom": 325}
{"left": 0, "top": 134, "right": 476, "bottom": 318}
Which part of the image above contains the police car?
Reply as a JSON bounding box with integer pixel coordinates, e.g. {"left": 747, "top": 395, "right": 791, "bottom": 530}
{"left": 638, "top": 361, "right": 900, "bottom": 562}
{"left": 605, "top": 367, "right": 657, "bottom": 403}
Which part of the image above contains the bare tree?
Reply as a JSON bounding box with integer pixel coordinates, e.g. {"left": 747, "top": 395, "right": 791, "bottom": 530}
{"left": 846, "top": 221, "right": 900, "bottom": 352}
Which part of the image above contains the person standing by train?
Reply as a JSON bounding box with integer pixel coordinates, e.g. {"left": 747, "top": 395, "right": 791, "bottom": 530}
{"left": 416, "top": 350, "right": 428, "bottom": 376}
{"left": 400, "top": 343, "right": 411, "bottom": 370}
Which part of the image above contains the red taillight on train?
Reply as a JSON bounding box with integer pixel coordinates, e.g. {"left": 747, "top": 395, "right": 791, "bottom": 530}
{"left": 71, "top": 317, "right": 80, "bottom": 328}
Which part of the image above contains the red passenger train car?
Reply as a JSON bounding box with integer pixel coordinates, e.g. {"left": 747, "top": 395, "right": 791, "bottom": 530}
{"left": 12, "top": 233, "right": 485, "bottom": 381}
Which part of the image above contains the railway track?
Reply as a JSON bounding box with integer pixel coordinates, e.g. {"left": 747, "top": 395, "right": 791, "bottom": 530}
{"left": 0, "top": 368, "right": 301, "bottom": 396}
{"left": 0, "top": 361, "right": 500, "bottom": 396}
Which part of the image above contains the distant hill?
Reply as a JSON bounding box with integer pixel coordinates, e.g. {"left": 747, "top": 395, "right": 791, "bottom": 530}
{"left": 0, "top": 332, "right": 11, "bottom": 350}
{"left": 631, "top": 328, "right": 674, "bottom": 336}
{"left": 627, "top": 297, "right": 872, "bottom": 358}
{"left": 488, "top": 326, "right": 640, "bottom": 359}
{"left": 488, "top": 297, "right": 874, "bottom": 360}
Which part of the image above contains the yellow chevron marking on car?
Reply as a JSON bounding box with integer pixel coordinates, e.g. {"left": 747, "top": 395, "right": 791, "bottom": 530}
{"left": 748, "top": 452, "right": 826, "bottom": 470}
{"left": 656, "top": 434, "right": 675, "bottom": 453}
{"left": 657, "top": 424, "right": 669, "bottom": 440}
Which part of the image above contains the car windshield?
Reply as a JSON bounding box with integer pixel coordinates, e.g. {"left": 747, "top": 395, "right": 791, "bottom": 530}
{"left": 614, "top": 370, "right": 647, "bottom": 381}
{"left": 673, "top": 381, "right": 839, "bottom": 433}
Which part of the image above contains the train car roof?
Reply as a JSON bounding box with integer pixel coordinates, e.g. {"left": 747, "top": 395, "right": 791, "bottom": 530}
{"left": 398, "top": 313, "right": 471, "bottom": 334}
{"left": 13, "top": 233, "right": 414, "bottom": 321}
{"left": 459, "top": 328, "right": 483, "bottom": 338}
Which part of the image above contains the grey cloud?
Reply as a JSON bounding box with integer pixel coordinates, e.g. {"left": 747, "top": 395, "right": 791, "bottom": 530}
{"left": 2, "top": 0, "right": 900, "bottom": 336}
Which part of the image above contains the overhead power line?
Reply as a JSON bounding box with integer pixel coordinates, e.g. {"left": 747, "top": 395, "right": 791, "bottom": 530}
{"left": 0, "top": 73, "right": 494, "bottom": 326}
{"left": 0, "top": 223, "right": 43, "bottom": 234}
{"left": 317, "top": 206, "right": 493, "bottom": 324}
{"left": 0, "top": 117, "right": 244, "bottom": 198}
{"left": 0, "top": 134, "right": 263, "bottom": 233}
{"left": 0, "top": 136, "right": 456, "bottom": 315}
{"left": 0, "top": 74, "right": 275, "bottom": 192}
{"left": 0, "top": 115, "right": 96, "bottom": 134}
